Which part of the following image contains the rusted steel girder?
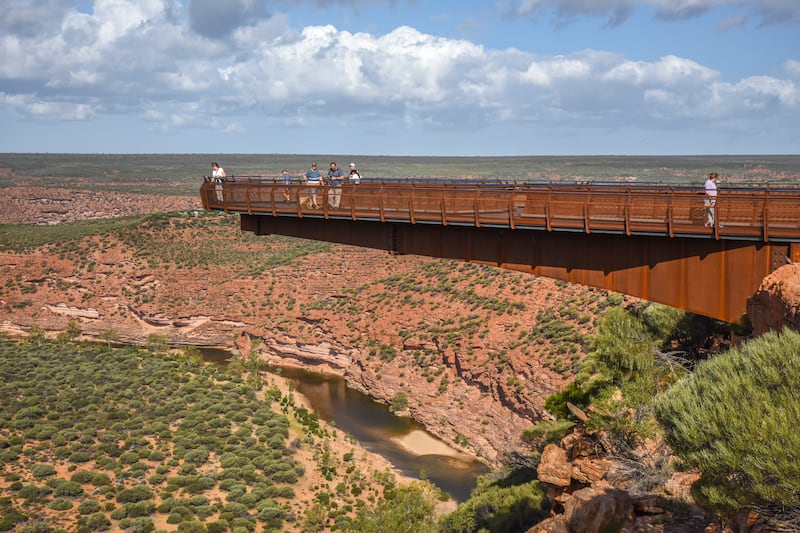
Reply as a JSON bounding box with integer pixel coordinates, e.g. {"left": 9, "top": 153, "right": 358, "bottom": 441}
{"left": 242, "top": 214, "right": 790, "bottom": 323}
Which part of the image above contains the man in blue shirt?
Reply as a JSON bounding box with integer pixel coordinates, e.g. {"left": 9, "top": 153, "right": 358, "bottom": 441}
{"left": 304, "top": 163, "right": 322, "bottom": 208}
{"left": 327, "top": 162, "right": 344, "bottom": 208}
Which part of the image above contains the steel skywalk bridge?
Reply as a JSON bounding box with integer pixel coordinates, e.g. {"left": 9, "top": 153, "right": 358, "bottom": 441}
{"left": 200, "top": 178, "right": 800, "bottom": 323}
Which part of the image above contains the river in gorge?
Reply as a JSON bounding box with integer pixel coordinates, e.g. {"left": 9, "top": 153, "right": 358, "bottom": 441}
{"left": 200, "top": 348, "right": 489, "bottom": 502}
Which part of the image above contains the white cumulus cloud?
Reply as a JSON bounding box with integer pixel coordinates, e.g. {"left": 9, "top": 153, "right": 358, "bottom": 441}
{"left": 0, "top": 0, "right": 796, "bottom": 152}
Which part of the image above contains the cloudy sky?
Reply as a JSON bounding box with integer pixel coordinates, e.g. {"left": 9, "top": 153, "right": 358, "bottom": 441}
{"left": 1, "top": 0, "right": 798, "bottom": 156}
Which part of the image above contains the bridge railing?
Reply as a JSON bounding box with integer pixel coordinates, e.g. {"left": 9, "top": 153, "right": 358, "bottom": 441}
{"left": 200, "top": 177, "right": 800, "bottom": 242}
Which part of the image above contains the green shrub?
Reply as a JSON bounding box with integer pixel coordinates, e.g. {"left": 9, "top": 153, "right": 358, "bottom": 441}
{"left": 78, "top": 499, "right": 101, "bottom": 515}
{"left": 83, "top": 512, "right": 111, "bottom": 531}
{"left": 640, "top": 304, "right": 687, "bottom": 340}
{"left": 120, "top": 517, "right": 154, "bottom": 532}
{"left": 30, "top": 464, "right": 57, "bottom": 479}
{"left": 177, "top": 520, "right": 208, "bottom": 532}
{"left": 70, "top": 470, "right": 95, "bottom": 484}
{"left": 167, "top": 513, "right": 184, "bottom": 524}
{"left": 126, "top": 500, "right": 156, "bottom": 517}
{"left": 346, "top": 482, "right": 438, "bottom": 533}
{"left": 48, "top": 498, "right": 73, "bottom": 511}
{"left": 116, "top": 484, "right": 154, "bottom": 503}
{"left": 68, "top": 451, "right": 92, "bottom": 463}
{"left": 390, "top": 392, "right": 408, "bottom": 413}
{"left": 90, "top": 473, "right": 112, "bottom": 487}
{"left": 655, "top": 329, "right": 800, "bottom": 512}
{"left": 521, "top": 420, "right": 575, "bottom": 447}
{"left": 438, "top": 473, "right": 548, "bottom": 533}
{"left": 54, "top": 481, "right": 84, "bottom": 497}
{"left": 593, "top": 307, "right": 657, "bottom": 374}
{"left": 206, "top": 520, "right": 229, "bottom": 533}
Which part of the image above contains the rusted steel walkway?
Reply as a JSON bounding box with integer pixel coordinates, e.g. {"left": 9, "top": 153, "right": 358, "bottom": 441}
{"left": 201, "top": 178, "right": 800, "bottom": 323}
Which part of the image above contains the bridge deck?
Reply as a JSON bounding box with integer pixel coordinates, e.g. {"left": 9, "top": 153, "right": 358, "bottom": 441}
{"left": 200, "top": 178, "right": 800, "bottom": 243}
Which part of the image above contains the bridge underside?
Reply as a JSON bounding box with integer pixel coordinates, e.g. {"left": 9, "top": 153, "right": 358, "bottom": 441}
{"left": 242, "top": 214, "right": 793, "bottom": 323}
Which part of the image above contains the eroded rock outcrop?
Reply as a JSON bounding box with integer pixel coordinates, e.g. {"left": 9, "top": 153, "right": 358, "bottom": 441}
{"left": 747, "top": 263, "right": 800, "bottom": 336}
{"left": 530, "top": 425, "right": 710, "bottom": 533}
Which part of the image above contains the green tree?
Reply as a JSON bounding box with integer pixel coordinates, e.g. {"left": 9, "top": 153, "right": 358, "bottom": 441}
{"left": 145, "top": 333, "right": 169, "bottom": 353}
{"left": 654, "top": 329, "right": 800, "bottom": 514}
{"left": 56, "top": 320, "right": 81, "bottom": 344}
{"left": 27, "top": 324, "right": 47, "bottom": 346}
{"left": 99, "top": 328, "right": 118, "bottom": 348}
{"left": 180, "top": 346, "right": 204, "bottom": 366}
{"left": 593, "top": 306, "right": 657, "bottom": 375}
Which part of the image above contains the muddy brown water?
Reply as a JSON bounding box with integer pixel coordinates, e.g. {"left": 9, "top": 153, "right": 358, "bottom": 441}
{"left": 200, "top": 348, "right": 488, "bottom": 502}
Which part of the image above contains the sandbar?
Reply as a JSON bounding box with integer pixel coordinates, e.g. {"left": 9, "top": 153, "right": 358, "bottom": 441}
{"left": 392, "top": 429, "right": 464, "bottom": 457}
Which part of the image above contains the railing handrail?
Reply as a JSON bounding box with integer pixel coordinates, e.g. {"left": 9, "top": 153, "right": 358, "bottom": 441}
{"left": 204, "top": 174, "right": 800, "bottom": 191}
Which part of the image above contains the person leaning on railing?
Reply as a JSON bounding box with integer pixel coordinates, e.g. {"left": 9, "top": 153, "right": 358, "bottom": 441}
{"left": 281, "top": 169, "right": 291, "bottom": 201}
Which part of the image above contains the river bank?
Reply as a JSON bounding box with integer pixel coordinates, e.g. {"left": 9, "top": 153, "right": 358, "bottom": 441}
{"left": 208, "top": 343, "right": 488, "bottom": 502}
{"left": 261, "top": 366, "right": 458, "bottom": 513}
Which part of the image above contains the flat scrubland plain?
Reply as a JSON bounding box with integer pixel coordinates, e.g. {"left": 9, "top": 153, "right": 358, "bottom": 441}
{"left": 1, "top": 153, "right": 799, "bottom": 196}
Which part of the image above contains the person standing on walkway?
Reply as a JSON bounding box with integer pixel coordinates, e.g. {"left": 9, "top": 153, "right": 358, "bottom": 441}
{"left": 281, "top": 169, "right": 292, "bottom": 201}
{"left": 327, "top": 161, "right": 344, "bottom": 208}
{"left": 704, "top": 171, "right": 718, "bottom": 227}
{"left": 348, "top": 162, "right": 361, "bottom": 184}
{"left": 211, "top": 162, "right": 226, "bottom": 202}
{"left": 304, "top": 162, "right": 322, "bottom": 208}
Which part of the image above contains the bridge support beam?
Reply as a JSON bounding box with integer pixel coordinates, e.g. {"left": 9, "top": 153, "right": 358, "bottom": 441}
{"left": 242, "top": 215, "right": 789, "bottom": 323}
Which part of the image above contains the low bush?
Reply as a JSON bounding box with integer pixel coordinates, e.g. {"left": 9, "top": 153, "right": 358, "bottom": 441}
{"left": 655, "top": 329, "right": 800, "bottom": 514}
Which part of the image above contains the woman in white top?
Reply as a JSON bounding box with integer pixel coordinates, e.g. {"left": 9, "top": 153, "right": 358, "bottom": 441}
{"left": 704, "top": 172, "right": 718, "bottom": 227}
{"left": 211, "top": 162, "right": 226, "bottom": 202}
{"left": 348, "top": 162, "right": 361, "bottom": 184}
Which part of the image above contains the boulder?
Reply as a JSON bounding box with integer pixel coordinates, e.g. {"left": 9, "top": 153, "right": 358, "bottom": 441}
{"left": 538, "top": 444, "right": 572, "bottom": 487}
{"left": 564, "top": 486, "right": 634, "bottom": 533}
{"left": 571, "top": 457, "right": 609, "bottom": 484}
{"left": 747, "top": 264, "right": 800, "bottom": 336}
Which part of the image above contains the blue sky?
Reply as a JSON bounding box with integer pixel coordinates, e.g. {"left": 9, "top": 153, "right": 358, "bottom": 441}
{"left": 0, "top": 0, "right": 798, "bottom": 156}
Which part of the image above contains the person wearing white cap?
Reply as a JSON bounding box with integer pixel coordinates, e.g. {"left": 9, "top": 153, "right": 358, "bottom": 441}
{"left": 348, "top": 162, "right": 361, "bottom": 184}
